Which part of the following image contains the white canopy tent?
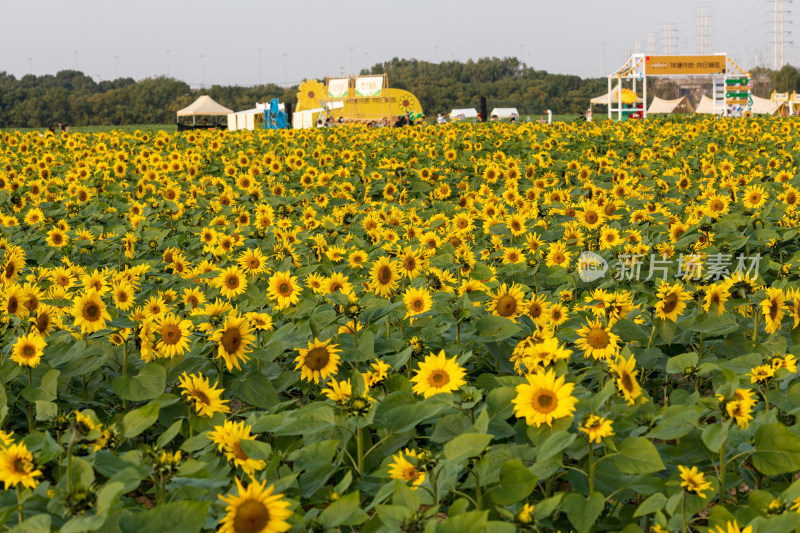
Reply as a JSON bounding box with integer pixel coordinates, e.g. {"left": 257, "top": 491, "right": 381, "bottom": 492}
{"left": 490, "top": 108, "right": 519, "bottom": 119}
{"left": 695, "top": 95, "right": 722, "bottom": 114}
{"left": 449, "top": 108, "right": 478, "bottom": 120}
{"left": 647, "top": 96, "right": 695, "bottom": 114}
{"left": 177, "top": 95, "right": 232, "bottom": 125}
{"left": 750, "top": 95, "right": 778, "bottom": 115}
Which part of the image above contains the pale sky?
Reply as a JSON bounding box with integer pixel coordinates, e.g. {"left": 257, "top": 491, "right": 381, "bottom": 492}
{"left": 0, "top": 0, "right": 787, "bottom": 87}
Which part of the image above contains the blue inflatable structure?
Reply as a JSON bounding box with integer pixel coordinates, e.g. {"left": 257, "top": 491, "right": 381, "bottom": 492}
{"left": 264, "top": 98, "right": 289, "bottom": 129}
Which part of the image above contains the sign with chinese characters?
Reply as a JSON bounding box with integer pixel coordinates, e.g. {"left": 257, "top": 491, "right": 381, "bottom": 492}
{"left": 644, "top": 55, "right": 726, "bottom": 76}
{"left": 327, "top": 78, "right": 349, "bottom": 99}
{"left": 355, "top": 76, "right": 384, "bottom": 97}
{"left": 611, "top": 253, "right": 760, "bottom": 283}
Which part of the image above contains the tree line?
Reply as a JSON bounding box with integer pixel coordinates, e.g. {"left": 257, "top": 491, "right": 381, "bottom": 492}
{"left": 2, "top": 59, "right": 800, "bottom": 127}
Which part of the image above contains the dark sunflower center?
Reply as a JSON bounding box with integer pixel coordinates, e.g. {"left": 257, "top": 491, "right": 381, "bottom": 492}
{"left": 278, "top": 282, "right": 292, "bottom": 296}
{"left": 193, "top": 389, "right": 210, "bottom": 405}
{"left": 586, "top": 329, "right": 610, "bottom": 349}
{"left": 621, "top": 372, "right": 634, "bottom": 391}
{"left": 378, "top": 266, "right": 392, "bottom": 284}
{"left": 221, "top": 328, "right": 242, "bottom": 353}
{"left": 496, "top": 294, "right": 518, "bottom": 317}
{"left": 22, "top": 345, "right": 36, "bottom": 357}
{"left": 12, "top": 458, "right": 27, "bottom": 474}
{"left": 428, "top": 370, "right": 449, "bottom": 387}
{"left": 533, "top": 390, "right": 557, "bottom": 413}
{"left": 35, "top": 313, "right": 50, "bottom": 333}
{"left": 84, "top": 302, "right": 100, "bottom": 321}
{"left": 412, "top": 299, "right": 425, "bottom": 311}
{"left": 233, "top": 499, "right": 270, "bottom": 533}
{"left": 305, "top": 347, "right": 330, "bottom": 370}
{"left": 162, "top": 324, "right": 181, "bottom": 345}
{"left": 227, "top": 276, "right": 240, "bottom": 289}
{"left": 7, "top": 297, "right": 18, "bottom": 314}
{"left": 662, "top": 292, "right": 679, "bottom": 314}
{"left": 585, "top": 212, "right": 598, "bottom": 224}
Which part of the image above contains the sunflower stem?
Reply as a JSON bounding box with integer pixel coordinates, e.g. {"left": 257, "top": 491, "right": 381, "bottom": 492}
{"left": 472, "top": 465, "right": 482, "bottom": 510}
{"left": 764, "top": 384, "right": 770, "bottom": 412}
{"left": 752, "top": 304, "right": 759, "bottom": 342}
{"left": 681, "top": 491, "right": 688, "bottom": 533}
{"left": 122, "top": 343, "right": 129, "bottom": 410}
{"left": 356, "top": 425, "right": 364, "bottom": 478}
{"left": 719, "top": 441, "right": 725, "bottom": 505}
{"left": 26, "top": 366, "right": 34, "bottom": 432}
{"left": 16, "top": 485, "right": 23, "bottom": 523}
{"left": 353, "top": 322, "right": 358, "bottom": 350}
{"left": 588, "top": 441, "right": 595, "bottom": 494}
{"left": 646, "top": 323, "right": 656, "bottom": 349}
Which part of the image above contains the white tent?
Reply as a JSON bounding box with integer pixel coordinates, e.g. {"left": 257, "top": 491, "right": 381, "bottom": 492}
{"left": 695, "top": 94, "right": 722, "bottom": 115}
{"left": 647, "top": 96, "right": 695, "bottom": 114}
{"left": 751, "top": 95, "right": 778, "bottom": 115}
{"left": 227, "top": 109, "right": 265, "bottom": 131}
{"left": 177, "top": 95, "right": 232, "bottom": 118}
{"left": 293, "top": 108, "right": 324, "bottom": 129}
{"left": 449, "top": 108, "right": 478, "bottom": 120}
{"left": 490, "top": 108, "right": 519, "bottom": 119}
{"left": 590, "top": 85, "right": 644, "bottom": 105}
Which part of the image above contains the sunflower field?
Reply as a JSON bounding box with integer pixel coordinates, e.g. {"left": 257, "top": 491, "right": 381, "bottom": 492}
{"left": 1, "top": 118, "right": 800, "bottom": 533}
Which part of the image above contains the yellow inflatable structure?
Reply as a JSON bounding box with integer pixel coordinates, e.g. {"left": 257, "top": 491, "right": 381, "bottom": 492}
{"left": 296, "top": 77, "right": 423, "bottom": 125}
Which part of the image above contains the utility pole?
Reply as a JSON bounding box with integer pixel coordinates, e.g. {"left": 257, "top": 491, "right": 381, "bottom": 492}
{"left": 770, "top": 0, "right": 791, "bottom": 69}
{"left": 648, "top": 32, "right": 655, "bottom": 54}
{"left": 635, "top": 40, "right": 641, "bottom": 54}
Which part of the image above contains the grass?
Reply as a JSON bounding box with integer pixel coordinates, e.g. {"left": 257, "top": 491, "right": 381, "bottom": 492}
{"left": 1, "top": 124, "right": 176, "bottom": 134}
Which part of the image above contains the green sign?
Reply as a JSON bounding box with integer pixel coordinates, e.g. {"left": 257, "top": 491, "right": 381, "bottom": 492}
{"left": 726, "top": 78, "right": 749, "bottom": 85}
{"left": 726, "top": 91, "right": 750, "bottom": 98}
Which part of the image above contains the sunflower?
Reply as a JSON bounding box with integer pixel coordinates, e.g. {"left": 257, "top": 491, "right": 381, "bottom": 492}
{"left": 608, "top": 353, "right": 643, "bottom": 405}
{"left": 579, "top": 415, "right": 614, "bottom": 444}
{"left": 324, "top": 272, "right": 353, "bottom": 297}
{"left": 211, "top": 314, "right": 256, "bottom": 371}
{"left": 208, "top": 420, "right": 267, "bottom": 476}
{"left": 576, "top": 201, "right": 606, "bottom": 230}
{"left": 654, "top": 281, "right": 691, "bottom": 322}
{"left": 294, "top": 337, "right": 341, "bottom": 383}
{"left": 545, "top": 241, "right": 572, "bottom": 268}
{"left": 217, "top": 266, "right": 248, "bottom": 300}
{"left": 403, "top": 286, "right": 433, "bottom": 320}
{"left": 217, "top": 477, "right": 292, "bottom": 533}
{"left": 679, "top": 465, "right": 712, "bottom": 499}
{"left": 31, "top": 304, "right": 60, "bottom": 336}
{"left": 155, "top": 313, "right": 193, "bottom": 358}
{"left": 267, "top": 270, "right": 301, "bottom": 310}
{"left": 111, "top": 281, "right": 136, "bottom": 311}
{"left": 575, "top": 319, "right": 620, "bottom": 360}
{"left": 512, "top": 368, "right": 577, "bottom": 427}
{"left": 702, "top": 281, "right": 730, "bottom": 316}
{"left": 1, "top": 284, "right": 29, "bottom": 318}
{"left": 487, "top": 283, "right": 526, "bottom": 321}
{"left": 178, "top": 372, "right": 230, "bottom": 417}
{"left": 761, "top": 287, "right": 786, "bottom": 334}
{"left": 709, "top": 522, "right": 752, "bottom": 533}
{"left": 46, "top": 227, "right": 69, "bottom": 248}
{"left": 182, "top": 287, "right": 207, "bottom": 310}
{"left": 321, "top": 378, "right": 352, "bottom": 405}
{"left": 397, "top": 247, "right": 425, "bottom": 278}
{"left": 411, "top": 350, "right": 467, "bottom": 398}
{"left": 0, "top": 442, "right": 42, "bottom": 489}
{"left": 370, "top": 256, "right": 401, "bottom": 297}
{"left": 388, "top": 448, "right": 426, "bottom": 488}
{"left": 72, "top": 289, "right": 111, "bottom": 334}
{"left": 238, "top": 248, "right": 267, "bottom": 275}
{"left": 742, "top": 184, "right": 767, "bottom": 210}
{"left": 1, "top": 250, "right": 25, "bottom": 285}
{"left": 11, "top": 333, "right": 46, "bottom": 368}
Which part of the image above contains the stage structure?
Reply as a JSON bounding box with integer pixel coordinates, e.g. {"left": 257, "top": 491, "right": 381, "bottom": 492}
{"left": 606, "top": 54, "right": 751, "bottom": 120}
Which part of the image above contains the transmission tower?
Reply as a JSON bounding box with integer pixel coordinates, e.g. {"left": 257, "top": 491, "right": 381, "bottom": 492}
{"left": 660, "top": 23, "right": 679, "bottom": 54}
{"left": 696, "top": 2, "right": 712, "bottom": 54}
{"left": 635, "top": 39, "right": 642, "bottom": 54}
{"left": 647, "top": 32, "right": 656, "bottom": 54}
{"left": 769, "top": 0, "right": 793, "bottom": 69}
